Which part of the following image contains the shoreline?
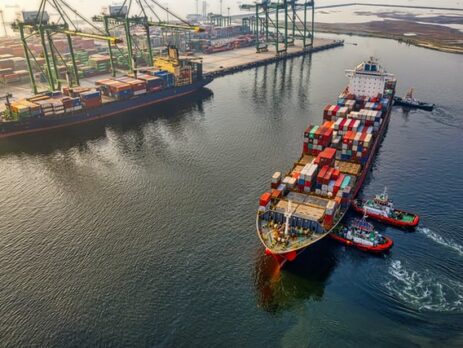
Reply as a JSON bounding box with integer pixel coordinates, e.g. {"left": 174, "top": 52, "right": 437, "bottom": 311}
{"left": 314, "top": 22, "right": 463, "bottom": 55}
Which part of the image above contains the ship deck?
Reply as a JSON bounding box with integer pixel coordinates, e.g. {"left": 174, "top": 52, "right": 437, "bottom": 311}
{"left": 259, "top": 220, "right": 327, "bottom": 253}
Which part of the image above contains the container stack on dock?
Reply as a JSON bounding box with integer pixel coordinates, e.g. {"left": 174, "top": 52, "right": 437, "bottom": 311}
{"left": 89, "top": 55, "right": 111, "bottom": 74}
{"left": 0, "top": 36, "right": 109, "bottom": 85}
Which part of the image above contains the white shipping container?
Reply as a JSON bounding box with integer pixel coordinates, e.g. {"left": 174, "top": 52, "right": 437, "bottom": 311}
{"left": 133, "top": 89, "right": 147, "bottom": 95}
{"left": 272, "top": 171, "right": 282, "bottom": 183}
{"left": 307, "top": 164, "right": 318, "bottom": 177}
{"left": 288, "top": 177, "right": 297, "bottom": 187}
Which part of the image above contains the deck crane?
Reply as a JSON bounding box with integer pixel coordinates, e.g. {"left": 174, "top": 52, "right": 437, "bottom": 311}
{"left": 11, "top": 0, "right": 122, "bottom": 94}
{"left": 240, "top": 0, "right": 314, "bottom": 54}
{"left": 92, "top": 0, "right": 205, "bottom": 76}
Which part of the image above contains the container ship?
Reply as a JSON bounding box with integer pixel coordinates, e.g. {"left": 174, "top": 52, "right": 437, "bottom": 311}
{"left": 256, "top": 58, "right": 396, "bottom": 266}
{"left": 0, "top": 47, "right": 213, "bottom": 138}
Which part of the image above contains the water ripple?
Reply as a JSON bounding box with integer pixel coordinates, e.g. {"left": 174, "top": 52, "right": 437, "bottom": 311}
{"left": 384, "top": 260, "right": 463, "bottom": 313}
{"left": 418, "top": 227, "right": 463, "bottom": 257}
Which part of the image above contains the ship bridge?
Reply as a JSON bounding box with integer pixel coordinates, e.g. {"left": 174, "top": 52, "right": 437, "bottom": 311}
{"left": 345, "top": 58, "right": 395, "bottom": 98}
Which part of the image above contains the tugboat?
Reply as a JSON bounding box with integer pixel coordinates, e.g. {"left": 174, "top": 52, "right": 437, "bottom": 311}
{"left": 330, "top": 215, "right": 393, "bottom": 254}
{"left": 394, "top": 88, "right": 434, "bottom": 111}
{"left": 352, "top": 188, "right": 420, "bottom": 228}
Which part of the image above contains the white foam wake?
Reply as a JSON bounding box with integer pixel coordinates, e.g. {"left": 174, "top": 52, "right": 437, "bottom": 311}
{"left": 418, "top": 227, "right": 463, "bottom": 256}
{"left": 384, "top": 260, "right": 463, "bottom": 313}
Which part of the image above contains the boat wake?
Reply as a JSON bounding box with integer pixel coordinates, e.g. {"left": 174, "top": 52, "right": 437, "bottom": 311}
{"left": 384, "top": 260, "right": 463, "bottom": 313}
{"left": 418, "top": 227, "right": 463, "bottom": 256}
{"left": 427, "top": 106, "right": 463, "bottom": 130}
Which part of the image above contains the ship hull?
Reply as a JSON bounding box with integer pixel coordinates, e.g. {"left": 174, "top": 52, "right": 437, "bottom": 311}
{"left": 257, "top": 91, "right": 395, "bottom": 267}
{"left": 0, "top": 78, "right": 213, "bottom": 139}
{"left": 329, "top": 233, "right": 393, "bottom": 253}
{"left": 352, "top": 201, "right": 419, "bottom": 229}
{"left": 393, "top": 97, "right": 434, "bottom": 111}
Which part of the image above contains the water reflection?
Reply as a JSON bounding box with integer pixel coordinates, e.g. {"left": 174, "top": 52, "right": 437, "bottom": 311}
{"left": 0, "top": 88, "right": 214, "bottom": 156}
{"left": 254, "top": 239, "right": 338, "bottom": 314}
{"left": 247, "top": 55, "right": 313, "bottom": 118}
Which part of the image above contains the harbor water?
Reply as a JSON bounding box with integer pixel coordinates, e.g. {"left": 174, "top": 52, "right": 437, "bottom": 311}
{"left": 0, "top": 34, "right": 462, "bottom": 346}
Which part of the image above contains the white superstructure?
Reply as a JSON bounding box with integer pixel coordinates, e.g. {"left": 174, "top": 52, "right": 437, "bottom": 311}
{"left": 345, "top": 58, "right": 394, "bottom": 98}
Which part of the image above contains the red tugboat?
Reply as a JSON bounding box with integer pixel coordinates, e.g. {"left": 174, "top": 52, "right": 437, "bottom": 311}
{"left": 352, "top": 188, "right": 420, "bottom": 228}
{"left": 330, "top": 216, "right": 393, "bottom": 254}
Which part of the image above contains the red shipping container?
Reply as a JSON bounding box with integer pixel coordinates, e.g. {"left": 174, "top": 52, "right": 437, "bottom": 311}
{"left": 303, "top": 143, "right": 308, "bottom": 153}
{"left": 360, "top": 131, "right": 367, "bottom": 144}
{"left": 317, "top": 165, "right": 329, "bottom": 183}
{"left": 323, "top": 104, "right": 332, "bottom": 116}
{"left": 293, "top": 172, "right": 300, "bottom": 179}
{"left": 339, "top": 118, "right": 347, "bottom": 130}
{"left": 332, "top": 169, "right": 340, "bottom": 180}
{"left": 304, "top": 180, "right": 312, "bottom": 187}
{"left": 324, "top": 127, "right": 333, "bottom": 142}
{"left": 259, "top": 192, "right": 271, "bottom": 206}
{"left": 272, "top": 189, "right": 282, "bottom": 199}
{"left": 82, "top": 99, "right": 102, "bottom": 109}
{"left": 315, "top": 127, "right": 323, "bottom": 140}
{"left": 321, "top": 147, "right": 336, "bottom": 159}
{"left": 324, "top": 167, "right": 334, "bottom": 184}
{"left": 346, "top": 119, "right": 353, "bottom": 131}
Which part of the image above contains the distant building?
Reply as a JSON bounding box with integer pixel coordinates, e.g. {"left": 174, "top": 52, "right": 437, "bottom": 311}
{"left": 186, "top": 14, "right": 203, "bottom": 23}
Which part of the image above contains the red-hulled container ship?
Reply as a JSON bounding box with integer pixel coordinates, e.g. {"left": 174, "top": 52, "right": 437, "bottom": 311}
{"left": 256, "top": 58, "right": 397, "bottom": 266}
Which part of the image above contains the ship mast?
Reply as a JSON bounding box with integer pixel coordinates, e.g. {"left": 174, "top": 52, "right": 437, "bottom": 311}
{"left": 284, "top": 200, "right": 293, "bottom": 237}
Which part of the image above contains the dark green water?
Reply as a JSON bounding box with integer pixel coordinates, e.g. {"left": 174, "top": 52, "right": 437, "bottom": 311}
{"left": 0, "top": 35, "right": 462, "bottom": 347}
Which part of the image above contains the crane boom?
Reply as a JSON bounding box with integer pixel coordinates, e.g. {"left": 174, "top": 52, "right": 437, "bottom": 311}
{"left": 63, "top": 30, "right": 122, "bottom": 44}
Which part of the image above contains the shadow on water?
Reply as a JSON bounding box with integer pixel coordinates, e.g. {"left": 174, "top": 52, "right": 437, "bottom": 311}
{"left": 0, "top": 88, "right": 214, "bottom": 156}
{"left": 254, "top": 238, "right": 338, "bottom": 314}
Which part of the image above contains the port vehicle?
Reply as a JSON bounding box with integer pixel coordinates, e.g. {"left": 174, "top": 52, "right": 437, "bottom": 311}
{"left": 329, "top": 216, "right": 393, "bottom": 254}
{"left": 0, "top": 46, "right": 213, "bottom": 139}
{"left": 256, "top": 58, "right": 397, "bottom": 266}
{"left": 393, "top": 88, "right": 434, "bottom": 111}
{"left": 352, "top": 188, "right": 419, "bottom": 228}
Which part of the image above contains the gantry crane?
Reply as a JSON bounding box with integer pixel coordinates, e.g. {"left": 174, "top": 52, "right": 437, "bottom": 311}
{"left": 11, "top": 0, "right": 122, "bottom": 93}
{"left": 0, "top": 10, "right": 7, "bottom": 37}
{"left": 240, "top": 0, "right": 314, "bottom": 54}
{"left": 92, "top": 0, "right": 205, "bottom": 76}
